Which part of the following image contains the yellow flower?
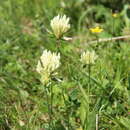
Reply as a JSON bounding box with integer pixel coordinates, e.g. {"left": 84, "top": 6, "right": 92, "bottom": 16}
{"left": 76, "top": 127, "right": 83, "bottom": 130}
{"left": 36, "top": 50, "right": 60, "bottom": 84}
{"left": 90, "top": 26, "right": 103, "bottom": 33}
{"left": 50, "top": 14, "right": 70, "bottom": 39}
{"left": 112, "top": 13, "right": 118, "bottom": 18}
{"left": 81, "top": 50, "right": 98, "bottom": 65}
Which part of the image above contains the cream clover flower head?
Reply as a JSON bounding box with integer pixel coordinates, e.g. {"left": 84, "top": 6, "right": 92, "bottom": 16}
{"left": 36, "top": 50, "right": 60, "bottom": 84}
{"left": 50, "top": 14, "right": 70, "bottom": 39}
{"left": 36, "top": 50, "right": 60, "bottom": 74}
{"left": 81, "top": 50, "right": 98, "bottom": 65}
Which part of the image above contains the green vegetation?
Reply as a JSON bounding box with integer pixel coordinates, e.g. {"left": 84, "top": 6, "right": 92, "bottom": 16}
{"left": 1, "top": 0, "right": 130, "bottom": 129}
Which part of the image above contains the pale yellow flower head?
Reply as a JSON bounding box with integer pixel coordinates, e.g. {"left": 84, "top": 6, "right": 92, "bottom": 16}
{"left": 50, "top": 14, "right": 70, "bottom": 39}
{"left": 81, "top": 50, "right": 98, "bottom": 65}
{"left": 90, "top": 26, "right": 103, "bottom": 33}
{"left": 36, "top": 50, "right": 60, "bottom": 84}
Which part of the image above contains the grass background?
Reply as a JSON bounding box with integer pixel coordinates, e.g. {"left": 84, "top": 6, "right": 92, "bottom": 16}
{"left": 1, "top": 0, "right": 130, "bottom": 129}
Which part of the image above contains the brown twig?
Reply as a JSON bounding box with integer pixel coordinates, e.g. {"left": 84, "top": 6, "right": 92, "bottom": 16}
{"left": 70, "top": 35, "right": 130, "bottom": 44}
{"left": 96, "top": 114, "right": 98, "bottom": 130}
{"left": 87, "top": 35, "right": 130, "bottom": 44}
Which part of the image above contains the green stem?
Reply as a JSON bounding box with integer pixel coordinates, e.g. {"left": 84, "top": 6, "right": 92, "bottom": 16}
{"left": 112, "top": 16, "right": 114, "bottom": 36}
{"left": 88, "top": 64, "right": 91, "bottom": 110}
{"left": 96, "top": 35, "right": 98, "bottom": 45}
{"left": 78, "top": 83, "right": 89, "bottom": 104}
{"left": 50, "top": 85, "right": 54, "bottom": 129}
{"left": 95, "top": 35, "right": 99, "bottom": 50}
{"left": 61, "top": 88, "right": 71, "bottom": 130}
{"left": 50, "top": 85, "right": 53, "bottom": 114}
{"left": 56, "top": 39, "right": 60, "bottom": 52}
{"left": 78, "top": 83, "right": 89, "bottom": 129}
{"left": 81, "top": 71, "right": 108, "bottom": 93}
{"left": 45, "top": 87, "right": 52, "bottom": 130}
{"left": 88, "top": 64, "right": 91, "bottom": 93}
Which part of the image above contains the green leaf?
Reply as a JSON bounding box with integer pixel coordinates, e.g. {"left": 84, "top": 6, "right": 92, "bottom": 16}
{"left": 118, "top": 117, "right": 130, "bottom": 130}
{"left": 85, "top": 111, "right": 96, "bottom": 130}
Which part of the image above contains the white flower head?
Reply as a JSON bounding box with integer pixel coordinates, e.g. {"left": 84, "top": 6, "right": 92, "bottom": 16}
{"left": 81, "top": 50, "right": 98, "bottom": 65}
{"left": 36, "top": 50, "right": 60, "bottom": 84}
{"left": 36, "top": 50, "right": 60, "bottom": 74}
{"left": 50, "top": 14, "right": 70, "bottom": 39}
